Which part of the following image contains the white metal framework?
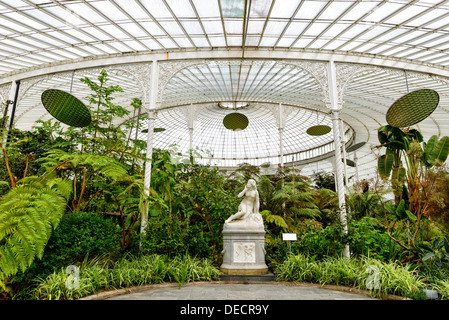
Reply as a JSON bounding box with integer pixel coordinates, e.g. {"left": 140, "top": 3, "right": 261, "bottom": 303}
{"left": 2, "top": 0, "right": 449, "bottom": 75}
{"left": 1, "top": 0, "right": 449, "bottom": 182}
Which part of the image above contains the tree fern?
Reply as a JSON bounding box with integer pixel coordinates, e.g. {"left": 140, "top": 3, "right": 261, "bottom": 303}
{"left": 0, "top": 179, "right": 70, "bottom": 290}
{"left": 37, "top": 149, "right": 131, "bottom": 212}
{"left": 260, "top": 210, "right": 290, "bottom": 232}
{"left": 272, "top": 181, "right": 321, "bottom": 219}
{"left": 38, "top": 149, "right": 130, "bottom": 182}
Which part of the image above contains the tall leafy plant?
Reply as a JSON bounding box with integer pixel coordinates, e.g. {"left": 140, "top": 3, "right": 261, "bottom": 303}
{"left": 377, "top": 125, "right": 422, "bottom": 203}
{"left": 78, "top": 69, "right": 129, "bottom": 155}
{"left": 257, "top": 173, "right": 322, "bottom": 234}
{"left": 376, "top": 125, "right": 449, "bottom": 259}
{"left": 175, "top": 164, "right": 239, "bottom": 264}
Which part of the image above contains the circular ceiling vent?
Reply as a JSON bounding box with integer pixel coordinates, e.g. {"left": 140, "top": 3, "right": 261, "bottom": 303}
{"left": 346, "top": 141, "right": 366, "bottom": 153}
{"left": 218, "top": 102, "right": 249, "bottom": 110}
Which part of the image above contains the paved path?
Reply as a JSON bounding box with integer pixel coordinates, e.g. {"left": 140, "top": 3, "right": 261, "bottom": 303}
{"left": 94, "top": 282, "right": 376, "bottom": 300}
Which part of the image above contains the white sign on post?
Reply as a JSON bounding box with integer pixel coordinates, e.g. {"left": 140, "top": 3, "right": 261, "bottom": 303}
{"left": 282, "top": 233, "right": 297, "bottom": 254}
{"left": 282, "top": 233, "right": 297, "bottom": 241}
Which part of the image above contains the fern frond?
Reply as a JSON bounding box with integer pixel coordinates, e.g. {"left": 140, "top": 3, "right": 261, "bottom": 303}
{"left": 38, "top": 149, "right": 130, "bottom": 183}
{"left": 47, "top": 178, "right": 73, "bottom": 201}
{"left": 0, "top": 180, "right": 9, "bottom": 189}
{"left": 0, "top": 179, "right": 70, "bottom": 285}
{"left": 291, "top": 207, "right": 322, "bottom": 219}
{"left": 261, "top": 210, "right": 290, "bottom": 231}
{"left": 8, "top": 229, "right": 36, "bottom": 271}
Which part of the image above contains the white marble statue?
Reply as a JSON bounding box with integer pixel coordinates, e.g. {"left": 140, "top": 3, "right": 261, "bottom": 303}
{"left": 224, "top": 179, "right": 263, "bottom": 228}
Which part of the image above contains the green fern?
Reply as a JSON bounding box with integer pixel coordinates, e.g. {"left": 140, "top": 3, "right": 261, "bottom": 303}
{"left": 272, "top": 182, "right": 321, "bottom": 219}
{"left": 37, "top": 149, "right": 131, "bottom": 212}
{"left": 38, "top": 149, "right": 130, "bottom": 182}
{"left": 0, "top": 179, "right": 70, "bottom": 290}
{"left": 260, "top": 210, "right": 289, "bottom": 231}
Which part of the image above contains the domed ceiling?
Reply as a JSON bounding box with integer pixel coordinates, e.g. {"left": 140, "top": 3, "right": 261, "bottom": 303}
{"left": 2, "top": 0, "right": 449, "bottom": 181}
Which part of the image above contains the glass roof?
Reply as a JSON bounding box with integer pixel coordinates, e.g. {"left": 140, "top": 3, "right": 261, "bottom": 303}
{"left": 132, "top": 102, "right": 350, "bottom": 168}
{"left": 2, "top": 0, "right": 449, "bottom": 181}
{"left": 2, "top": 0, "right": 449, "bottom": 76}
{"left": 162, "top": 60, "right": 324, "bottom": 108}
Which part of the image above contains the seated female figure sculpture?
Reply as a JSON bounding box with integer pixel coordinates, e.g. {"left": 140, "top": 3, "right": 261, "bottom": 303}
{"left": 225, "top": 179, "right": 263, "bottom": 228}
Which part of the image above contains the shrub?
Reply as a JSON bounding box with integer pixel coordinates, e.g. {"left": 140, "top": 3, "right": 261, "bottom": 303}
{"left": 291, "top": 217, "right": 403, "bottom": 262}
{"left": 135, "top": 215, "right": 213, "bottom": 260}
{"left": 137, "top": 215, "right": 189, "bottom": 258}
{"left": 42, "top": 212, "right": 120, "bottom": 264}
{"left": 347, "top": 217, "right": 402, "bottom": 261}
{"left": 175, "top": 164, "right": 239, "bottom": 264}
{"left": 12, "top": 212, "right": 120, "bottom": 287}
{"left": 265, "top": 236, "right": 292, "bottom": 271}
{"left": 296, "top": 223, "right": 347, "bottom": 259}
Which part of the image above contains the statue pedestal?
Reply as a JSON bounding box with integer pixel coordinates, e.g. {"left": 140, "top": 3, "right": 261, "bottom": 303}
{"left": 220, "top": 221, "right": 268, "bottom": 275}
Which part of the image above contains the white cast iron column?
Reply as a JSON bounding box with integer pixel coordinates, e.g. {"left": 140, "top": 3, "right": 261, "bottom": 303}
{"left": 327, "top": 60, "right": 350, "bottom": 258}
{"left": 340, "top": 118, "right": 348, "bottom": 186}
{"left": 278, "top": 103, "right": 285, "bottom": 168}
{"left": 188, "top": 103, "right": 194, "bottom": 164}
{"left": 142, "top": 60, "right": 159, "bottom": 234}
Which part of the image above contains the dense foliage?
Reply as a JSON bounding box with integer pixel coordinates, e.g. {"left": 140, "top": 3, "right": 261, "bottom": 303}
{"left": 1, "top": 69, "right": 449, "bottom": 299}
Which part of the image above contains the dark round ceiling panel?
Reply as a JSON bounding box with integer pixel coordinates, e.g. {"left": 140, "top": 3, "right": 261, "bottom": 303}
{"left": 41, "top": 89, "right": 91, "bottom": 127}
{"left": 386, "top": 89, "right": 439, "bottom": 128}
{"left": 223, "top": 112, "right": 249, "bottom": 131}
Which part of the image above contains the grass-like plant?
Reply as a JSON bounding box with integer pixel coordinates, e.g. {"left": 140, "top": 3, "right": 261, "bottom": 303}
{"left": 32, "top": 254, "right": 220, "bottom": 300}
{"left": 432, "top": 279, "right": 449, "bottom": 299}
{"left": 275, "top": 254, "right": 428, "bottom": 299}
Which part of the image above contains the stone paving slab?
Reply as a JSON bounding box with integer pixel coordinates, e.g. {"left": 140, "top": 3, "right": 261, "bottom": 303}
{"left": 100, "top": 282, "right": 377, "bottom": 300}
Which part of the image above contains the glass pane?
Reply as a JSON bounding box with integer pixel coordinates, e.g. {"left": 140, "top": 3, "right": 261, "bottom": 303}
{"left": 224, "top": 20, "right": 243, "bottom": 34}
{"left": 385, "top": 5, "right": 427, "bottom": 24}
{"left": 141, "top": 22, "right": 166, "bottom": 36}
{"left": 250, "top": 0, "right": 271, "bottom": 18}
{"left": 364, "top": 2, "right": 403, "bottom": 22}
{"left": 192, "top": 0, "right": 220, "bottom": 18}
{"left": 270, "top": 0, "right": 301, "bottom": 18}
{"left": 221, "top": 0, "right": 245, "bottom": 18}
{"left": 319, "top": 1, "right": 353, "bottom": 20}
{"left": 99, "top": 25, "right": 129, "bottom": 39}
{"left": 66, "top": 3, "right": 105, "bottom": 23}
{"left": 294, "top": 1, "right": 327, "bottom": 19}
{"left": 114, "top": 0, "right": 149, "bottom": 19}
{"left": 341, "top": 2, "right": 379, "bottom": 20}
{"left": 139, "top": 0, "right": 172, "bottom": 18}
{"left": 166, "top": 0, "right": 197, "bottom": 18}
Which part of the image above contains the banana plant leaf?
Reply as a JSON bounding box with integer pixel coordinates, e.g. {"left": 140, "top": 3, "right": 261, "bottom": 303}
{"left": 428, "top": 136, "right": 449, "bottom": 165}
{"left": 378, "top": 154, "right": 394, "bottom": 179}
{"left": 422, "top": 135, "right": 439, "bottom": 166}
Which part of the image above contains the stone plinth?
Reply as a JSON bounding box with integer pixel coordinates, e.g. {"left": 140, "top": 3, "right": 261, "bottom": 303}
{"left": 220, "top": 221, "right": 268, "bottom": 275}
